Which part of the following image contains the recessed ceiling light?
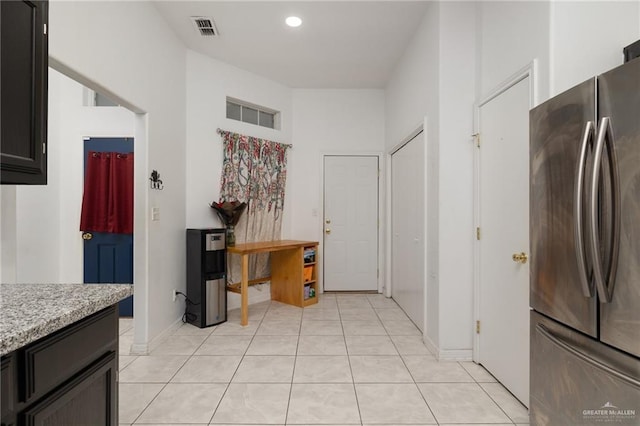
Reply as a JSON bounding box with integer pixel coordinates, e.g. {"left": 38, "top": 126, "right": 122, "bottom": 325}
{"left": 286, "top": 16, "right": 302, "bottom": 28}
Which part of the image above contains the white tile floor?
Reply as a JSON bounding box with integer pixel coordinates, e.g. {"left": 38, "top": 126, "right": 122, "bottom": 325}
{"left": 118, "top": 293, "right": 529, "bottom": 425}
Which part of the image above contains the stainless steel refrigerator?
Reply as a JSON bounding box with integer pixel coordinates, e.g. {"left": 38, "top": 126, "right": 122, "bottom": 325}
{"left": 529, "top": 57, "right": 640, "bottom": 424}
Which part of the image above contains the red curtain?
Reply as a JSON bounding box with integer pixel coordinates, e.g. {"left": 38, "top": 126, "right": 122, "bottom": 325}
{"left": 80, "top": 151, "right": 134, "bottom": 234}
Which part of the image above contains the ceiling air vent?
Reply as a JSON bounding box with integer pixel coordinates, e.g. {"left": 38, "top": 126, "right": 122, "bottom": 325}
{"left": 191, "top": 16, "right": 219, "bottom": 37}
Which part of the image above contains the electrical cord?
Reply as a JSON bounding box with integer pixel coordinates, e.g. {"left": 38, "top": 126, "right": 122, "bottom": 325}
{"left": 175, "top": 291, "right": 199, "bottom": 323}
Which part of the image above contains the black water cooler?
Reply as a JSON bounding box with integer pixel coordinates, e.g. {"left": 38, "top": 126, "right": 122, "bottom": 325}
{"left": 186, "top": 228, "right": 227, "bottom": 327}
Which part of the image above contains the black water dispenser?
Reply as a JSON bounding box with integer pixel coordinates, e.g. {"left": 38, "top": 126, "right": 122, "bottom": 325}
{"left": 186, "top": 228, "right": 227, "bottom": 327}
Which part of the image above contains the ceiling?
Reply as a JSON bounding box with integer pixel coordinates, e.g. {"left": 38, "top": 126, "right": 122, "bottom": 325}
{"left": 153, "top": 1, "right": 430, "bottom": 89}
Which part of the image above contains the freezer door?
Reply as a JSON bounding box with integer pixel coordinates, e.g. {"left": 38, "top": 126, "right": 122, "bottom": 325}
{"left": 530, "top": 78, "right": 598, "bottom": 337}
{"left": 530, "top": 311, "right": 640, "bottom": 425}
{"left": 597, "top": 58, "right": 640, "bottom": 358}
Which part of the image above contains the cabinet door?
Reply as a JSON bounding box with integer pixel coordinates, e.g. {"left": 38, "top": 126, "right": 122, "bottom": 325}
{"left": 1, "top": 355, "right": 16, "bottom": 426}
{"left": 23, "top": 305, "right": 118, "bottom": 403}
{"left": 0, "top": 0, "right": 48, "bottom": 185}
{"left": 20, "top": 353, "right": 117, "bottom": 426}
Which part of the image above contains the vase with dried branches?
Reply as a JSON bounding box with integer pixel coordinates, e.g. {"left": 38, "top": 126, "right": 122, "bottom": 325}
{"left": 210, "top": 200, "right": 247, "bottom": 246}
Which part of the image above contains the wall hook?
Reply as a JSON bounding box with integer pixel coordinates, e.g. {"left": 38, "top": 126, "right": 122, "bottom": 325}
{"left": 150, "top": 170, "right": 164, "bottom": 190}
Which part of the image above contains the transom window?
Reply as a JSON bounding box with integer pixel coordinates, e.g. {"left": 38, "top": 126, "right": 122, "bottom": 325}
{"left": 226, "top": 97, "right": 279, "bottom": 130}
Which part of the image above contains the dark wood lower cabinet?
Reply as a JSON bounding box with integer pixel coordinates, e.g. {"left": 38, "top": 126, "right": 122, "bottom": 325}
{"left": 21, "top": 353, "right": 116, "bottom": 426}
{"left": 1, "top": 355, "right": 16, "bottom": 426}
{"left": 0, "top": 305, "right": 118, "bottom": 426}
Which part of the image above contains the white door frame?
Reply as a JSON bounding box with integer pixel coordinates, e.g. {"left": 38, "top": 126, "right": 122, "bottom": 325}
{"left": 386, "top": 119, "right": 428, "bottom": 336}
{"left": 319, "top": 151, "right": 384, "bottom": 294}
{"left": 49, "top": 58, "right": 150, "bottom": 354}
{"left": 472, "top": 61, "right": 538, "bottom": 362}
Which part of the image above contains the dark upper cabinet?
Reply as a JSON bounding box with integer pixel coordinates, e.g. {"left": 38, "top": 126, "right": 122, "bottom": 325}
{"left": 0, "top": 0, "right": 48, "bottom": 185}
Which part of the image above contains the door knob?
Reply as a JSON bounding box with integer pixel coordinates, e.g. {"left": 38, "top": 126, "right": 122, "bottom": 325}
{"left": 512, "top": 252, "right": 528, "bottom": 264}
{"left": 326, "top": 219, "right": 331, "bottom": 224}
{"left": 82, "top": 232, "right": 93, "bottom": 240}
{"left": 325, "top": 228, "right": 331, "bottom": 235}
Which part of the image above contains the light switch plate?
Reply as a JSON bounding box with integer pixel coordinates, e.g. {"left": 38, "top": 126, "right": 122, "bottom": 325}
{"left": 151, "top": 207, "right": 160, "bottom": 221}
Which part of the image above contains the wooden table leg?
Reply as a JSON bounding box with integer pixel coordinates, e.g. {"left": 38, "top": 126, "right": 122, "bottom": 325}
{"left": 241, "top": 253, "right": 249, "bottom": 326}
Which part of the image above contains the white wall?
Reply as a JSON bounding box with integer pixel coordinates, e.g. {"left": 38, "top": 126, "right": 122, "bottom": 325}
{"left": 385, "top": 2, "right": 476, "bottom": 358}
{"left": 185, "top": 50, "right": 293, "bottom": 310}
{"left": 48, "top": 0, "right": 186, "bottom": 351}
{"left": 385, "top": 1, "right": 441, "bottom": 348}
{"left": 551, "top": 1, "right": 640, "bottom": 96}
{"left": 15, "top": 121, "right": 61, "bottom": 282}
{"left": 15, "top": 68, "right": 65, "bottom": 280}
{"left": 290, "top": 89, "right": 385, "bottom": 239}
{"left": 1, "top": 187, "right": 17, "bottom": 284}
{"left": 479, "top": 1, "right": 639, "bottom": 104}
{"left": 479, "top": 1, "right": 550, "bottom": 101}
{"left": 437, "top": 2, "right": 477, "bottom": 354}
{"left": 385, "top": 1, "right": 440, "bottom": 149}
{"left": 15, "top": 69, "right": 135, "bottom": 284}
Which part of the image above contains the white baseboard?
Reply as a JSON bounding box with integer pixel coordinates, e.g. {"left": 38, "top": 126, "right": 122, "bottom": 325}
{"left": 423, "top": 334, "right": 439, "bottom": 356}
{"left": 129, "top": 316, "right": 184, "bottom": 355}
{"left": 129, "top": 343, "right": 148, "bottom": 355}
{"left": 423, "top": 334, "right": 473, "bottom": 361}
{"left": 436, "top": 348, "right": 473, "bottom": 361}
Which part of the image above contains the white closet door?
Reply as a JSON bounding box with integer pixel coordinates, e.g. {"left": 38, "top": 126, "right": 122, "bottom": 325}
{"left": 391, "top": 136, "right": 425, "bottom": 330}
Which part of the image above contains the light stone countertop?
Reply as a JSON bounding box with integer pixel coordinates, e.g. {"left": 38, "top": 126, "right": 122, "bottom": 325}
{"left": 0, "top": 283, "right": 133, "bottom": 356}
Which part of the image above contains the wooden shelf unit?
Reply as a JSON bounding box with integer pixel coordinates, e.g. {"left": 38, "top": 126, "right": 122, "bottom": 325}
{"left": 270, "top": 243, "right": 318, "bottom": 307}
{"left": 302, "top": 253, "right": 318, "bottom": 307}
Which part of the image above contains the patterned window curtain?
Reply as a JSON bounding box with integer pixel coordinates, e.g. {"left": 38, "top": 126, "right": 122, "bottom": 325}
{"left": 218, "top": 129, "right": 290, "bottom": 282}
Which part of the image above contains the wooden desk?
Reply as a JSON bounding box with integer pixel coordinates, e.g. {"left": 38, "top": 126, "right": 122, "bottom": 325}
{"left": 227, "top": 240, "right": 319, "bottom": 325}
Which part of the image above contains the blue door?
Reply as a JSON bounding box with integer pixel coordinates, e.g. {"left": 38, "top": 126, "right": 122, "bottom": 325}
{"left": 83, "top": 137, "right": 134, "bottom": 317}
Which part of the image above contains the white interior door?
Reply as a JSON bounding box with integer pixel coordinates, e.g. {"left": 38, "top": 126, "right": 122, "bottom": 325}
{"left": 323, "top": 156, "right": 378, "bottom": 291}
{"left": 391, "top": 135, "right": 425, "bottom": 330}
{"left": 478, "top": 76, "right": 530, "bottom": 405}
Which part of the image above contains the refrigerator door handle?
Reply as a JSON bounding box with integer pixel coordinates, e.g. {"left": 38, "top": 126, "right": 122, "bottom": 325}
{"left": 574, "top": 121, "right": 595, "bottom": 297}
{"left": 537, "top": 324, "right": 640, "bottom": 389}
{"left": 589, "top": 117, "right": 621, "bottom": 303}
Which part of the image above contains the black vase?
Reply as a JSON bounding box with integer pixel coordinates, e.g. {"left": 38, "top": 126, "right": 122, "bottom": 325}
{"left": 226, "top": 225, "right": 236, "bottom": 247}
